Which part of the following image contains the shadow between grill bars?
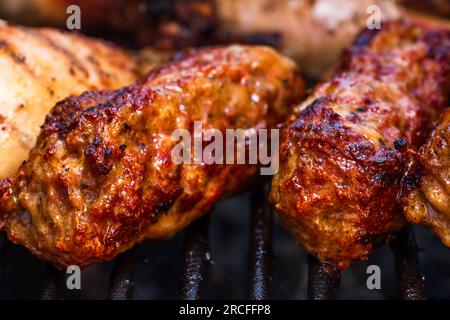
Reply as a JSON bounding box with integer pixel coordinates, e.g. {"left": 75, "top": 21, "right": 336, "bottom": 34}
{"left": 0, "top": 188, "right": 427, "bottom": 300}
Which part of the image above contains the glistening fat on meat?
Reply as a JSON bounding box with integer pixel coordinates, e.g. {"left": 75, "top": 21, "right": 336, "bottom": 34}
{"left": 0, "top": 45, "right": 305, "bottom": 268}
{"left": 270, "top": 19, "right": 450, "bottom": 269}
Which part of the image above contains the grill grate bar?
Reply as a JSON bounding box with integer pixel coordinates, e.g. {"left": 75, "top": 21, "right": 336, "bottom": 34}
{"left": 0, "top": 234, "right": 8, "bottom": 284}
{"left": 179, "top": 215, "right": 211, "bottom": 300}
{"left": 40, "top": 263, "right": 63, "bottom": 300}
{"left": 390, "top": 225, "right": 425, "bottom": 300}
{"left": 307, "top": 256, "right": 339, "bottom": 300}
{"left": 247, "top": 186, "right": 273, "bottom": 300}
{"left": 108, "top": 247, "right": 138, "bottom": 300}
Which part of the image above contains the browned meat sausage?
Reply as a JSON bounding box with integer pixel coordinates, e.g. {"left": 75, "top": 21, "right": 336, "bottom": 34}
{"left": 270, "top": 20, "right": 450, "bottom": 269}
{"left": 0, "top": 45, "right": 305, "bottom": 267}
{"left": 0, "top": 0, "right": 401, "bottom": 78}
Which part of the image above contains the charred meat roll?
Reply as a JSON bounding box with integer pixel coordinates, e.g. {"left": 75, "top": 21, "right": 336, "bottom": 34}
{"left": 0, "top": 45, "right": 304, "bottom": 267}
{"left": 270, "top": 20, "right": 450, "bottom": 269}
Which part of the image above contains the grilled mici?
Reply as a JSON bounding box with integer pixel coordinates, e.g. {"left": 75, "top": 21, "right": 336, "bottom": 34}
{"left": 0, "top": 46, "right": 304, "bottom": 267}
{"left": 270, "top": 20, "right": 450, "bottom": 268}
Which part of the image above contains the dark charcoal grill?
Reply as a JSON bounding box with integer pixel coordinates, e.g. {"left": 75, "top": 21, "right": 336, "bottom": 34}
{"left": 0, "top": 183, "right": 431, "bottom": 300}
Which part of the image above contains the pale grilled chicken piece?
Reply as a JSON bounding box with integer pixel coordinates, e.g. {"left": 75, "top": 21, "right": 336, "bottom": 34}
{"left": 270, "top": 20, "right": 450, "bottom": 268}
{"left": 403, "top": 110, "right": 450, "bottom": 246}
{"left": 218, "top": 0, "right": 400, "bottom": 78}
{"left": 0, "top": 22, "right": 163, "bottom": 179}
{"left": 0, "top": 46, "right": 305, "bottom": 267}
{"left": 0, "top": 0, "right": 401, "bottom": 78}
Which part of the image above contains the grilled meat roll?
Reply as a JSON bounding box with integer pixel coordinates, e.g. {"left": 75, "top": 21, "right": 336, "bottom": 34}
{"left": 0, "top": 22, "right": 163, "bottom": 179}
{"left": 0, "top": 0, "right": 401, "bottom": 78}
{"left": 403, "top": 110, "right": 450, "bottom": 246}
{"left": 0, "top": 46, "right": 304, "bottom": 267}
{"left": 270, "top": 20, "right": 450, "bottom": 268}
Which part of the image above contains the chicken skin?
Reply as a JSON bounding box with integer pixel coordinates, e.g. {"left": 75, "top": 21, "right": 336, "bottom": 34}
{"left": 0, "top": 46, "right": 304, "bottom": 267}
{"left": 270, "top": 20, "right": 450, "bottom": 268}
{"left": 0, "top": 22, "right": 163, "bottom": 179}
{"left": 403, "top": 110, "right": 450, "bottom": 246}
{"left": 217, "top": 0, "right": 400, "bottom": 78}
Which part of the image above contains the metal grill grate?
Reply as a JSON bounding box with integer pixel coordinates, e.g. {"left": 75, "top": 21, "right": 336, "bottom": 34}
{"left": 108, "top": 247, "right": 138, "bottom": 300}
{"left": 247, "top": 187, "right": 273, "bottom": 300}
{"left": 390, "top": 226, "right": 425, "bottom": 300}
{"left": 0, "top": 187, "right": 426, "bottom": 300}
{"left": 307, "top": 256, "right": 339, "bottom": 300}
{"left": 180, "top": 215, "right": 211, "bottom": 300}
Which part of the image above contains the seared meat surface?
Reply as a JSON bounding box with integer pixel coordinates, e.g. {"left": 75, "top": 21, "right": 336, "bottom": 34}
{"left": 0, "top": 46, "right": 304, "bottom": 267}
{"left": 0, "top": 22, "right": 163, "bottom": 179}
{"left": 403, "top": 110, "right": 450, "bottom": 246}
{"left": 270, "top": 20, "right": 450, "bottom": 268}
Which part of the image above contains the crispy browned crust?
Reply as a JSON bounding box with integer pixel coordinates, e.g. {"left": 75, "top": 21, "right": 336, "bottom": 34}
{"left": 0, "top": 46, "right": 304, "bottom": 268}
{"left": 270, "top": 20, "right": 450, "bottom": 269}
{"left": 0, "top": 22, "right": 165, "bottom": 179}
{"left": 403, "top": 110, "right": 450, "bottom": 246}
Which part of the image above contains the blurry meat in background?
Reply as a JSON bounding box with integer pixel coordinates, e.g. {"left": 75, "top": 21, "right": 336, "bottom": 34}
{"left": 0, "top": 0, "right": 218, "bottom": 49}
{"left": 0, "top": 0, "right": 401, "bottom": 78}
{"left": 403, "top": 0, "right": 450, "bottom": 17}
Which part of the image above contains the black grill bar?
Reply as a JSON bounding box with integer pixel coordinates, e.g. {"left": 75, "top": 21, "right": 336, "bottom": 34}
{"left": 108, "top": 247, "right": 138, "bottom": 300}
{"left": 390, "top": 225, "right": 425, "bottom": 300}
{"left": 179, "top": 215, "right": 211, "bottom": 300}
{"left": 0, "top": 205, "right": 432, "bottom": 300}
{"left": 307, "top": 256, "right": 340, "bottom": 300}
{"left": 247, "top": 186, "right": 273, "bottom": 300}
{"left": 40, "top": 263, "right": 63, "bottom": 300}
{"left": 0, "top": 234, "right": 8, "bottom": 283}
